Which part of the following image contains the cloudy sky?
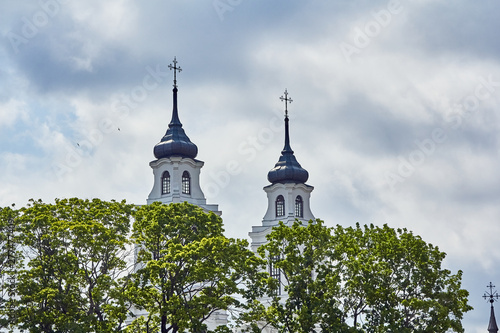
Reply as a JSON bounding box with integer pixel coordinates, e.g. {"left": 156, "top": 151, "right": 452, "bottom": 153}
{"left": 1, "top": 0, "right": 500, "bottom": 330}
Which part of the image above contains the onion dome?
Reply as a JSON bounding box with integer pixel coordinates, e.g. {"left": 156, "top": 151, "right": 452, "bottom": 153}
{"left": 267, "top": 90, "right": 309, "bottom": 184}
{"left": 153, "top": 87, "right": 198, "bottom": 159}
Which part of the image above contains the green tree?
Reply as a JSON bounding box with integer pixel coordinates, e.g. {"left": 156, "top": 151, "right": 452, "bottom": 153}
{"left": 14, "top": 198, "right": 134, "bottom": 332}
{"left": 129, "top": 201, "right": 263, "bottom": 333}
{"left": 333, "top": 223, "right": 472, "bottom": 332}
{"left": 252, "top": 220, "right": 471, "bottom": 333}
{"left": 0, "top": 205, "right": 21, "bottom": 331}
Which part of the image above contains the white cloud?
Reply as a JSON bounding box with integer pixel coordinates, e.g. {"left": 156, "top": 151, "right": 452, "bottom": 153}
{"left": 0, "top": 99, "right": 28, "bottom": 128}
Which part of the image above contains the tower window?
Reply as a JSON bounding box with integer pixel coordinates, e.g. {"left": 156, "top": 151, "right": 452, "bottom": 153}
{"left": 269, "top": 255, "right": 281, "bottom": 296}
{"left": 182, "top": 171, "right": 191, "bottom": 195}
{"left": 161, "top": 171, "right": 170, "bottom": 194}
{"left": 295, "top": 195, "right": 303, "bottom": 218}
{"left": 276, "top": 195, "right": 285, "bottom": 217}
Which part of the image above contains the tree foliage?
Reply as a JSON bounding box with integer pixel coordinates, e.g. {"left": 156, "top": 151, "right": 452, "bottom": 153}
{"left": 0, "top": 205, "right": 20, "bottom": 330}
{"left": 0, "top": 199, "right": 472, "bottom": 333}
{"left": 333, "top": 223, "right": 472, "bottom": 332}
{"left": 12, "top": 198, "right": 134, "bottom": 332}
{"left": 129, "top": 202, "right": 264, "bottom": 333}
{"left": 251, "top": 220, "right": 472, "bottom": 333}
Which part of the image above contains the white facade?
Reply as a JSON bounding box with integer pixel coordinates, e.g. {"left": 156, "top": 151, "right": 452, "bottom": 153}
{"left": 249, "top": 182, "right": 314, "bottom": 253}
{"left": 246, "top": 181, "right": 315, "bottom": 333}
{"left": 142, "top": 155, "right": 226, "bottom": 330}
{"left": 129, "top": 152, "right": 227, "bottom": 330}
{"left": 147, "top": 156, "right": 220, "bottom": 215}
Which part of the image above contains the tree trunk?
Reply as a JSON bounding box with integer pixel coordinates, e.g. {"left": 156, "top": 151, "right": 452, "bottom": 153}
{"left": 161, "top": 314, "right": 168, "bottom": 333}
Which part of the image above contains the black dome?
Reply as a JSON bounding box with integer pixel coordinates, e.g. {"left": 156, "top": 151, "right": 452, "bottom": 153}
{"left": 153, "top": 87, "right": 198, "bottom": 159}
{"left": 267, "top": 150, "right": 309, "bottom": 184}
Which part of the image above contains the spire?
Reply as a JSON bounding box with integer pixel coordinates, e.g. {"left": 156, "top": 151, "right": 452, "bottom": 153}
{"left": 490, "top": 307, "right": 499, "bottom": 333}
{"left": 153, "top": 57, "right": 198, "bottom": 160}
{"left": 267, "top": 89, "right": 309, "bottom": 184}
{"left": 280, "top": 89, "right": 293, "bottom": 153}
{"left": 484, "top": 282, "right": 499, "bottom": 333}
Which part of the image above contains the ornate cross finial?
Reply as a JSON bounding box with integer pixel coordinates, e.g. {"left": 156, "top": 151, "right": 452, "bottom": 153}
{"left": 484, "top": 282, "right": 500, "bottom": 304}
{"left": 168, "top": 57, "right": 182, "bottom": 88}
{"left": 280, "top": 89, "right": 293, "bottom": 117}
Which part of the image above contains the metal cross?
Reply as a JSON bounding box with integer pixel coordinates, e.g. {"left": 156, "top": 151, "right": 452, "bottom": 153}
{"left": 168, "top": 57, "right": 182, "bottom": 88}
{"left": 280, "top": 89, "right": 293, "bottom": 116}
{"left": 484, "top": 282, "right": 500, "bottom": 304}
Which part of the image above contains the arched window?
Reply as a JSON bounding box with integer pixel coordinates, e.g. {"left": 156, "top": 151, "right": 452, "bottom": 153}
{"left": 182, "top": 171, "right": 191, "bottom": 195}
{"left": 275, "top": 195, "right": 285, "bottom": 217}
{"left": 295, "top": 195, "right": 303, "bottom": 218}
{"left": 161, "top": 171, "right": 170, "bottom": 194}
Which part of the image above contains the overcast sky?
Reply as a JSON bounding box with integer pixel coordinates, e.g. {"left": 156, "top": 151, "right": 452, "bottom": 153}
{"left": 1, "top": 0, "right": 500, "bottom": 330}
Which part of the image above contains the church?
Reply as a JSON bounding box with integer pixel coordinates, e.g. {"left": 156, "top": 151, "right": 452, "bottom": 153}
{"left": 138, "top": 57, "right": 314, "bottom": 331}
{"left": 136, "top": 58, "right": 487, "bottom": 332}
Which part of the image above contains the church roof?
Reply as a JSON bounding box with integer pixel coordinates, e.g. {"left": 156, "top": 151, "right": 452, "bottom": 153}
{"left": 153, "top": 58, "right": 198, "bottom": 160}
{"left": 267, "top": 90, "right": 309, "bottom": 184}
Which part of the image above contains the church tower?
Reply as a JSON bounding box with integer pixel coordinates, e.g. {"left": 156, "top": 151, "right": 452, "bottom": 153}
{"left": 135, "top": 58, "right": 226, "bottom": 329}
{"left": 147, "top": 58, "right": 219, "bottom": 214}
{"left": 249, "top": 89, "right": 314, "bottom": 252}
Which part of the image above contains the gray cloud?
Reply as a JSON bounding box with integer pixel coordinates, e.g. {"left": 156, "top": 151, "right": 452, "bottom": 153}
{"left": 1, "top": 1, "right": 499, "bottom": 331}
